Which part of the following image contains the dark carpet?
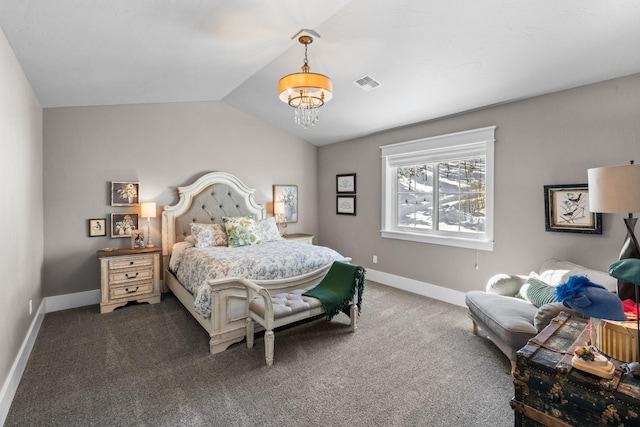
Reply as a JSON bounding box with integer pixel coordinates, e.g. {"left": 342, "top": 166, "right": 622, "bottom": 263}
{"left": 5, "top": 281, "right": 513, "bottom": 426}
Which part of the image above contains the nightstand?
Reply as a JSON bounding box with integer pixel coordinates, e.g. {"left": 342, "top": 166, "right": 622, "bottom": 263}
{"left": 283, "top": 233, "right": 314, "bottom": 245}
{"left": 97, "top": 247, "right": 161, "bottom": 313}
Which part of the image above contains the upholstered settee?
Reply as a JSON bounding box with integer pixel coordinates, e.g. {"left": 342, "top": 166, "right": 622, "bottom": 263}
{"left": 465, "top": 258, "right": 617, "bottom": 371}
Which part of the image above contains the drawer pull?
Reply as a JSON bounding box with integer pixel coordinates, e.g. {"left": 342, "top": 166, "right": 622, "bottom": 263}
{"left": 125, "top": 287, "right": 139, "bottom": 294}
{"left": 130, "top": 261, "right": 134, "bottom": 265}
{"left": 125, "top": 272, "right": 139, "bottom": 279}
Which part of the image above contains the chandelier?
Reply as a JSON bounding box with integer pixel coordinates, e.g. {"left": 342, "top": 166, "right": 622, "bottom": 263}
{"left": 278, "top": 35, "right": 333, "bottom": 128}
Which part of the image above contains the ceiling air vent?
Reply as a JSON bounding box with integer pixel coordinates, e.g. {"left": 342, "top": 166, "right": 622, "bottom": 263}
{"left": 353, "top": 75, "right": 381, "bottom": 92}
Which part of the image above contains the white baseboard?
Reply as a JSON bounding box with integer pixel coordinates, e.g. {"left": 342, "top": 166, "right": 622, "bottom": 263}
{"left": 366, "top": 268, "right": 466, "bottom": 307}
{"left": 0, "top": 300, "right": 45, "bottom": 426}
{"left": 0, "top": 289, "right": 101, "bottom": 424}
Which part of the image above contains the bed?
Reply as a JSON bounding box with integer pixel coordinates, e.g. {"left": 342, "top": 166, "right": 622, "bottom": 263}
{"left": 162, "top": 171, "right": 349, "bottom": 354}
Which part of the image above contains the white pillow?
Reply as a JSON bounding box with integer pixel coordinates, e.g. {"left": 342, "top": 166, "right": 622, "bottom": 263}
{"left": 190, "top": 223, "right": 227, "bottom": 248}
{"left": 255, "top": 217, "right": 283, "bottom": 242}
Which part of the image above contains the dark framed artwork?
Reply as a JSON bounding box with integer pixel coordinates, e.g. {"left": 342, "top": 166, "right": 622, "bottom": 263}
{"left": 336, "top": 174, "right": 356, "bottom": 194}
{"left": 544, "top": 184, "right": 602, "bottom": 234}
{"left": 111, "top": 181, "right": 139, "bottom": 206}
{"left": 110, "top": 213, "right": 139, "bottom": 238}
{"left": 337, "top": 196, "right": 356, "bottom": 215}
{"left": 273, "top": 185, "right": 298, "bottom": 223}
{"left": 88, "top": 218, "right": 106, "bottom": 237}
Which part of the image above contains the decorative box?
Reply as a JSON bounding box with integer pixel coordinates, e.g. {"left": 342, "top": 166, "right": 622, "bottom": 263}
{"left": 593, "top": 318, "right": 638, "bottom": 363}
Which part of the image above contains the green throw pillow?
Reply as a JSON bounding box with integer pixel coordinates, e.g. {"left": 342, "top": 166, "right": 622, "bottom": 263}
{"left": 525, "top": 278, "right": 558, "bottom": 308}
{"left": 222, "top": 216, "right": 262, "bottom": 248}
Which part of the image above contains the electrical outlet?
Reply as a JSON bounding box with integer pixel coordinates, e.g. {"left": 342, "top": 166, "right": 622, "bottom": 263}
{"left": 29, "top": 299, "right": 32, "bottom": 315}
{"left": 373, "top": 255, "right": 378, "bottom": 264}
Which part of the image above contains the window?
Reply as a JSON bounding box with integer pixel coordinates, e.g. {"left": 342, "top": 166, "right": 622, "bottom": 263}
{"left": 380, "top": 126, "right": 495, "bottom": 251}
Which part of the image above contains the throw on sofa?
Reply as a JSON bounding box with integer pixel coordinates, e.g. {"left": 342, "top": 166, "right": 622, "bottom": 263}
{"left": 465, "top": 258, "right": 617, "bottom": 371}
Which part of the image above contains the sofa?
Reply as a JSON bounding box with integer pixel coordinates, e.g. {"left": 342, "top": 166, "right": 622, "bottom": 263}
{"left": 465, "top": 258, "right": 617, "bottom": 371}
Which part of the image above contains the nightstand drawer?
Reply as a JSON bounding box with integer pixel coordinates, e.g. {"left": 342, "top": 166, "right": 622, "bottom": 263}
{"left": 108, "top": 256, "right": 153, "bottom": 270}
{"left": 109, "top": 281, "right": 154, "bottom": 300}
{"left": 109, "top": 268, "right": 153, "bottom": 284}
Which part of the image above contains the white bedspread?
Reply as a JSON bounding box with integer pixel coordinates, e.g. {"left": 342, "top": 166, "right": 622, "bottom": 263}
{"left": 169, "top": 240, "right": 344, "bottom": 317}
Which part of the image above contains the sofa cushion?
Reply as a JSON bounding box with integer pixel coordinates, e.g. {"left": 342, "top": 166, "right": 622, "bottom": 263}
{"left": 465, "top": 291, "right": 538, "bottom": 350}
{"left": 539, "top": 258, "right": 616, "bottom": 293}
{"left": 524, "top": 278, "right": 558, "bottom": 307}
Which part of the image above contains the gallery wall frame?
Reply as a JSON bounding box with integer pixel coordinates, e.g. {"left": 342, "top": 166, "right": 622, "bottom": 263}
{"left": 336, "top": 174, "right": 356, "bottom": 194}
{"left": 337, "top": 195, "right": 356, "bottom": 215}
{"left": 273, "top": 184, "right": 298, "bottom": 223}
{"left": 111, "top": 181, "right": 139, "bottom": 206}
{"left": 88, "top": 218, "right": 106, "bottom": 237}
{"left": 111, "top": 213, "right": 139, "bottom": 238}
{"left": 544, "top": 183, "right": 602, "bottom": 234}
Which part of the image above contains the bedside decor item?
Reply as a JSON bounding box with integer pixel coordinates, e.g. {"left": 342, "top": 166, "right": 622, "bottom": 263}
{"left": 110, "top": 213, "right": 139, "bottom": 238}
{"left": 543, "top": 183, "right": 602, "bottom": 234}
{"left": 273, "top": 201, "right": 287, "bottom": 236}
{"left": 273, "top": 185, "right": 298, "bottom": 223}
{"left": 336, "top": 174, "right": 356, "bottom": 194}
{"left": 588, "top": 162, "right": 640, "bottom": 300}
{"left": 610, "top": 258, "right": 640, "bottom": 377}
{"left": 131, "top": 230, "right": 145, "bottom": 249}
{"left": 278, "top": 31, "right": 332, "bottom": 129}
{"left": 337, "top": 195, "right": 356, "bottom": 215}
{"left": 140, "top": 202, "right": 156, "bottom": 247}
{"left": 111, "top": 181, "right": 139, "bottom": 206}
{"left": 88, "top": 218, "right": 106, "bottom": 237}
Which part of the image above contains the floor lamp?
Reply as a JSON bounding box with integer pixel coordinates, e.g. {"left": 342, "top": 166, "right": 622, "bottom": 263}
{"left": 588, "top": 162, "right": 640, "bottom": 376}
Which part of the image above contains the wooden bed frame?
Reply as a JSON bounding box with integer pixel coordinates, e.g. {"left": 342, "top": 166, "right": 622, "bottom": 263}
{"left": 162, "top": 172, "right": 348, "bottom": 354}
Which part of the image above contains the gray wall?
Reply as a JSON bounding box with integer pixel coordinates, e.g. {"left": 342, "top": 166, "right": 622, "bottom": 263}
{"left": 0, "top": 28, "right": 43, "bottom": 404}
{"left": 318, "top": 73, "right": 640, "bottom": 294}
{"left": 43, "top": 102, "right": 318, "bottom": 297}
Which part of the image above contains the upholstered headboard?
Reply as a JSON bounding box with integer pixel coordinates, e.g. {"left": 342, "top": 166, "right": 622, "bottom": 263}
{"left": 162, "top": 172, "right": 265, "bottom": 255}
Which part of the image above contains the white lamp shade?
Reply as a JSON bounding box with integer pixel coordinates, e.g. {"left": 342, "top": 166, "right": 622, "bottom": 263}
{"left": 274, "top": 202, "right": 285, "bottom": 215}
{"left": 140, "top": 202, "right": 157, "bottom": 219}
{"left": 588, "top": 164, "right": 640, "bottom": 213}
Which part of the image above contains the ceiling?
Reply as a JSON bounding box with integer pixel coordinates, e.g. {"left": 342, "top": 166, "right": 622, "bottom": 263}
{"left": 1, "top": 1, "right": 640, "bottom": 146}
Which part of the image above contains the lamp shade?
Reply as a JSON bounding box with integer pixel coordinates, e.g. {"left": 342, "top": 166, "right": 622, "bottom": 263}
{"left": 140, "top": 202, "right": 157, "bottom": 219}
{"left": 274, "top": 202, "right": 285, "bottom": 216}
{"left": 588, "top": 164, "right": 640, "bottom": 214}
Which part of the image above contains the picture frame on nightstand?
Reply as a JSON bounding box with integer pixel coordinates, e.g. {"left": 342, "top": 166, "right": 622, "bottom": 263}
{"left": 131, "top": 230, "right": 145, "bottom": 249}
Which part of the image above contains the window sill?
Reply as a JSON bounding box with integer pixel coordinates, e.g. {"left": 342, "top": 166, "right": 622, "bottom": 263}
{"left": 381, "top": 229, "right": 494, "bottom": 251}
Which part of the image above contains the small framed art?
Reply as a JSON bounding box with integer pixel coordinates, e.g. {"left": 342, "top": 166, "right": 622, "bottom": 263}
{"left": 110, "top": 213, "right": 139, "bottom": 238}
{"left": 88, "top": 218, "right": 106, "bottom": 237}
{"left": 544, "top": 184, "right": 602, "bottom": 234}
{"left": 111, "top": 181, "right": 139, "bottom": 206}
{"left": 131, "top": 230, "right": 146, "bottom": 249}
{"left": 273, "top": 185, "right": 298, "bottom": 223}
{"left": 336, "top": 174, "right": 356, "bottom": 194}
{"left": 337, "top": 196, "right": 356, "bottom": 215}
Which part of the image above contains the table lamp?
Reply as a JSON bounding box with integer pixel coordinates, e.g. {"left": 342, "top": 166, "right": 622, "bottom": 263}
{"left": 273, "top": 201, "right": 287, "bottom": 236}
{"left": 140, "top": 202, "right": 157, "bottom": 247}
{"left": 588, "top": 162, "right": 640, "bottom": 300}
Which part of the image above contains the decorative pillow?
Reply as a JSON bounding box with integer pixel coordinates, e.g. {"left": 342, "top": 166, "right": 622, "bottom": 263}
{"left": 222, "top": 216, "right": 262, "bottom": 247}
{"left": 254, "top": 217, "right": 282, "bottom": 242}
{"left": 190, "top": 223, "right": 227, "bottom": 248}
{"left": 521, "top": 277, "right": 558, "bottom": 308}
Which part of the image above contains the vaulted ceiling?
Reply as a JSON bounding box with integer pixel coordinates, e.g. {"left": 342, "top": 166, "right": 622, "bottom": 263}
{"left": 1, "top": 1, "right": 639, "bottom": 146}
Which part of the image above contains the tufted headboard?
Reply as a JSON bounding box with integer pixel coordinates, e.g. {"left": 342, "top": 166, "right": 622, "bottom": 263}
{"left": 162, "top": 172, "right": 265, "bottom": 256}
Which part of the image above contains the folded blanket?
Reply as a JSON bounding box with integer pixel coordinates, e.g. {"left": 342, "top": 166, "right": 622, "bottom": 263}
{"left": 303, "top": 261, "right": 366, "bottom": 320}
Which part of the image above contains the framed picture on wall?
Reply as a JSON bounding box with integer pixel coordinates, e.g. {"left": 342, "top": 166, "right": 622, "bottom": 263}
{"left": 110, "top": 213, "right": 139, "bottom": 238}
{"left": 544, "top": 184, "right": 602, "bottom": 234}
{"left": 111, "top": 181, "right": 139, "bottom": 206}
{"left": 336, "top": 174, "right": 356, "bottom": 194}
{"left": 273, "top": 185, "right": 298, "bottom": 223}
{"left": 337, "top": 196, "right": 356, "bottom": 215}
{"left": 88, "top": 218, "right": 106, "bottom": 237}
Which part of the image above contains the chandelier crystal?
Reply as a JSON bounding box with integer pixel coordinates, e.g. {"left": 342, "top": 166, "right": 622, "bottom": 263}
{"left": 278, "top": 35, "right": 332, "bottom": 129}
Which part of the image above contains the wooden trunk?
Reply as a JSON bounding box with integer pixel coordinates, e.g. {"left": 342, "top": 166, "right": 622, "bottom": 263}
{"left": 512, "top": 312, "right": 640, "bottom": 426}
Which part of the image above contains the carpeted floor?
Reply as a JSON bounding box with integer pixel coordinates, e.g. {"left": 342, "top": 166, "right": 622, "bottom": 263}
{"left": 5, "top": 281, "right": 514, "bottom": 426}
